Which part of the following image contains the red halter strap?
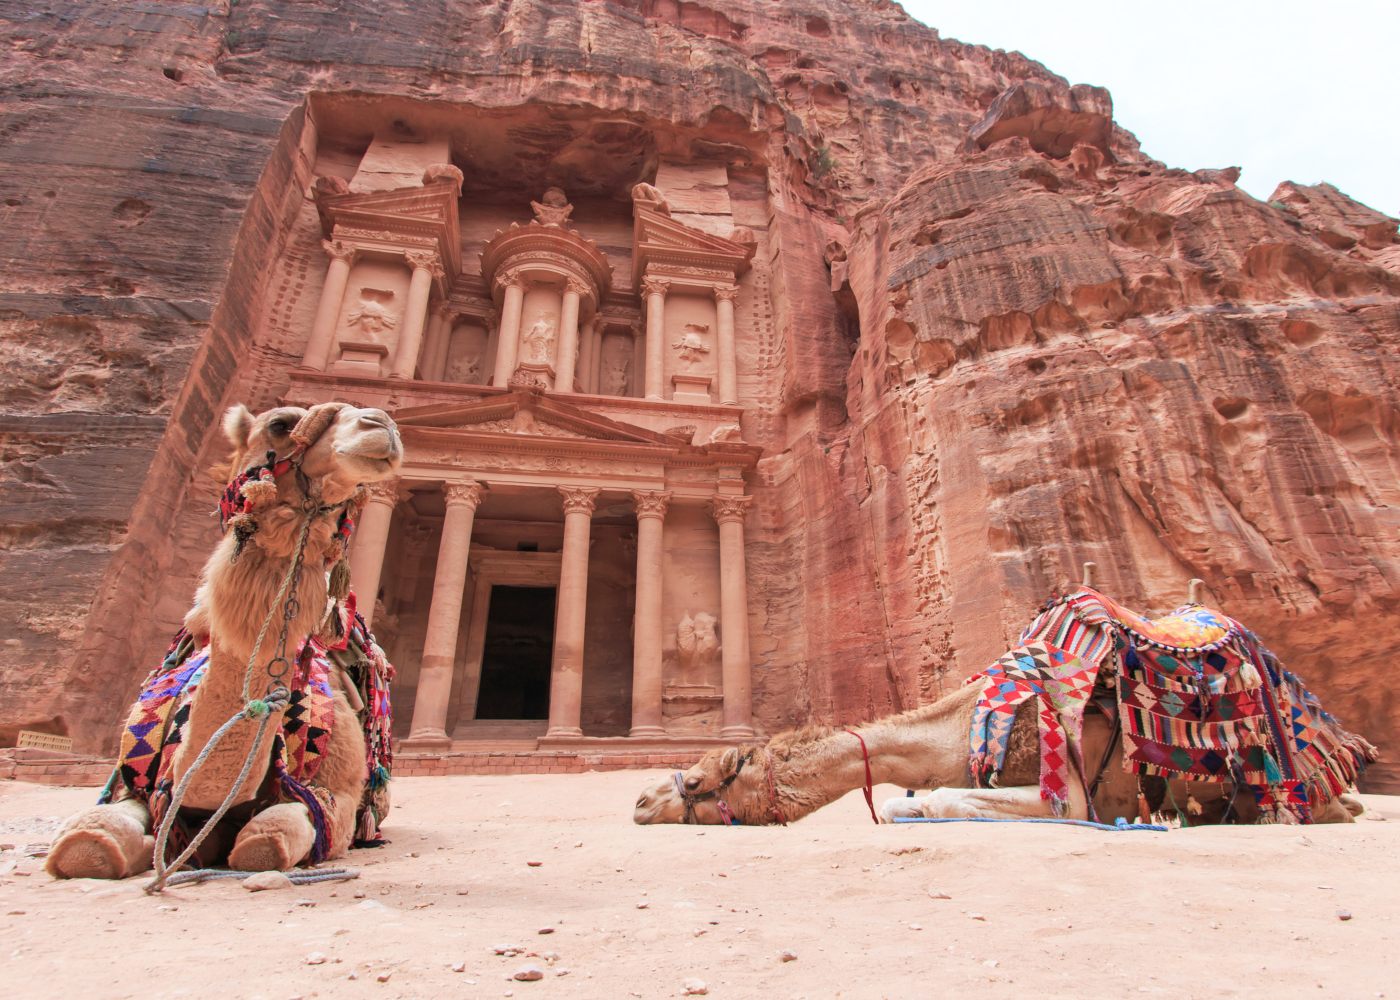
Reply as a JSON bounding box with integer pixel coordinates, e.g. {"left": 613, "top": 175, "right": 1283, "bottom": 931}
{"left": 844, "top": 728, "right": 880, "bottom": 825}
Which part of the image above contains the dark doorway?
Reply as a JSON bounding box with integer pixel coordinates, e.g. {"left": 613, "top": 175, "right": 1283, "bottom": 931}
{"left": 475, "top": 585, "right": 555, "bottom": 720}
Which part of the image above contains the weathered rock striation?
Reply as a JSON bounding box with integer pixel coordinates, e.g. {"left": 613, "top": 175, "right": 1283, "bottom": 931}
{"left": 1, "top": 1, "right": 1395, "bottom": 788}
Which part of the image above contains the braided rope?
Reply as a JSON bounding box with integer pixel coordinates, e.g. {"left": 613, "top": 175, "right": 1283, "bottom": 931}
{"left": 159, "top": 867, "right": 359, "bottom": 889}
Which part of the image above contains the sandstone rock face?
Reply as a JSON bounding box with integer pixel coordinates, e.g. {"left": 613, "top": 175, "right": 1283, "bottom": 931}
{"left": 1, "top": 1, "right": 1396, "bottom": 789}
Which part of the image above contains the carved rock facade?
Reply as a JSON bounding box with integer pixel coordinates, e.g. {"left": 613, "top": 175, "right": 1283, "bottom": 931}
{"left": 1, "top": 1, "right": 1397, "bottom": 788}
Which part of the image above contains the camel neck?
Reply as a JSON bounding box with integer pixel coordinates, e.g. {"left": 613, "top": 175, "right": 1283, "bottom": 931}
{"left": 762, "top": 685, "right": 978, "bottom": 823}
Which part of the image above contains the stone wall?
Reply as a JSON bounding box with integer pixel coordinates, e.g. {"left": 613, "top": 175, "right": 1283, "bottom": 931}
{"left": 2, "top": 1, "right": 1396, "bottom": 788}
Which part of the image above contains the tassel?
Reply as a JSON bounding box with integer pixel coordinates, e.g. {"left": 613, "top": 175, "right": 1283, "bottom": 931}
{"left": 1241, "top": 658, "right": 1262, "bottom": 689}
{"left": 1264, "top": 751, "right": 1283, "bottom": 785}
{"left": 329, "top": 558, "right": 352, "bottom": 601}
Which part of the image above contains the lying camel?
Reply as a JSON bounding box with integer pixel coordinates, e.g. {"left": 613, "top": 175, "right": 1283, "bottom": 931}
{"left": 636, "top": 589, "right": 1375, "bottom": 828}
{"left": 47, "top": 401, "right": 402, "bottom": 878}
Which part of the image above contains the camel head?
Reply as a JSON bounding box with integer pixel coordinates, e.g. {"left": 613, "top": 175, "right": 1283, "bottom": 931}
{"left": 222, "top": 401, "right": 402, "bottom": 504}
{"left": 633, "top": 747, "right": 767, "bottom": 825}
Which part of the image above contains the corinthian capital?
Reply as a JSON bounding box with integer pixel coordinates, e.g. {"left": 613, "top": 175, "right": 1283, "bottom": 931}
{"left": 709, "top": 494, "right": 752, "bottom": 524}
{"left": 564, "top": 277, "right": 591, "bottom": 298}
{"left": 323, "top": 239, "right": 356, "bottom": 264}
{"left": 443, "top": 481, "right": 486, "bottom": 509}
{"left": 713, "top": 284, "right": 740, "bottom": 303}
{"left": 404, "top": 249, "right": 440, "bottom": 272}
{"left": 631, "top": 489, "right": 673, "bottom": 521}
{"left": 558, "top": 486, "right": 600, "bottom": 516}
{"left": 641, "top": 276, "right": 671, "bottom": 299}
{"left": 494, "top": 269, "right": 524, "bottom": 294}
{"left": 363, "top": 478, "right": 400, "bottom": 506}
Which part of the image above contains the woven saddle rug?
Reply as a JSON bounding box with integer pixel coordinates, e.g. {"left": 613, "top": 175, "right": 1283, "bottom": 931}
{"left": 983, "top": 587, "right": 1379, "bottom": 823}
{"left": 967, "top": 642, "right": 1098, "bottom": 814}
{"left": 103, "top": 593, "right": 395, "bottom": 863}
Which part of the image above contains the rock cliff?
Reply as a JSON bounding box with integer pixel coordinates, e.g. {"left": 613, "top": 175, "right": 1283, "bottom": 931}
{"left": 1, "top": 1, "right": 1395, "bottom": 788}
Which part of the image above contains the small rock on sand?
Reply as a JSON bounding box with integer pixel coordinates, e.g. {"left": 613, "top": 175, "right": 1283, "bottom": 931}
{"left": 514, "top": 965, "right": 545, "bottom": 981}
{"left": 242, "top": 871, "right": 292, "bottom": 892}
{"left": 1337, "top": 909, "right": 1353, "bottom": 921}
{"left": 779, "top": 950, "right": 798, "bottom": 962}
{"left": 682, "top": 979, "right": 709, "bottom": 996}
{"left": 305, "top": 953, "right": 327, "bottom": 966}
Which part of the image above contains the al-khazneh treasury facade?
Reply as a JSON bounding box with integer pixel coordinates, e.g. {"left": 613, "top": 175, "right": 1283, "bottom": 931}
{"left": 273, "top": 122, "right": 771, "bottom": 751}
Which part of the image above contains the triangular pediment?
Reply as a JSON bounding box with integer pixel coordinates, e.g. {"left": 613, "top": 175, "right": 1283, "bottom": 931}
{"left": 318, "top": 179, "right": 462, "bottom": 276}
{"left": 633, "top": 206, "right": 755, "bottom": 289}
{"left": 393, "top": 391, "right": 677, "bottom": 447}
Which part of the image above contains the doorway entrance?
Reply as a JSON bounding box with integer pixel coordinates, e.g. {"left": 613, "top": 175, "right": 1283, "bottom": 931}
{"left": 474, "top": 585, "right": 555, "bottom": 720}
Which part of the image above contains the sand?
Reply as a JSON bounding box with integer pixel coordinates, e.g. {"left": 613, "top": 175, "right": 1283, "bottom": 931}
{"left": 1, "top": 774, "right": 1396, "bottom": 1000}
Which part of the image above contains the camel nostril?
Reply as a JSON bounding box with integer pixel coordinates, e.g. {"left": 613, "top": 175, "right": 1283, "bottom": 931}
{"left": 685, "top": 778, "right": 700, "bottom": 791}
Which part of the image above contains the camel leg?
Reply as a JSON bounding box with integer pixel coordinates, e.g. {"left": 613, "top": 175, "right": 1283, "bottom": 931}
{"left": 46, "top": 797, "right": 154, "bottom": 880}
{"left": 901, "top": 782, "right": 1091, "bottom": 822}
{"left": 227, "top": 802, "right": 316, "bottom": 872}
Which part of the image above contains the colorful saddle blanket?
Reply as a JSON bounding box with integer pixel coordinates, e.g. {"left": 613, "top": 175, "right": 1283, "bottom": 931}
{"left": 969, "top": 587, "right": 1377, "bottom": 823}
{"left": 104, "top": 593, "right": 394, "bottom": 863}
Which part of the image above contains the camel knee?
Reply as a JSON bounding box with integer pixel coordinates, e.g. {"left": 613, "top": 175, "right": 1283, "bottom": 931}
{"left": 917, "top": 788, "right": 978, "bottom": 819}
{"left": 46, "top": 799, "right": 152, "bottom": 880}
{"left": 228, "top": 802, "right": 316, "bottom": 871}
{"left": 879, "top": 795, "right": 925, "bottom": 823}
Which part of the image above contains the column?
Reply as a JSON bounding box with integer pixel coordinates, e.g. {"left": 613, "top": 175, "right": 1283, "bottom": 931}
{"left": 714, "top": 284, "right": 740, "bottom": 405}
{"left": 421, "top": 305, "right": 453, "bottom": 382}
{"left": 577, "top": 315, "right": 597, "bottom": 395}
{"left": 641, "top": 276, "right": 668, "bottom": 400}
{"left": 491, "top": 272, "right": 525, "bottom": 387}
{"left": 299, "top": 240, "right": 356, "bottom": 370}
{"left": 547, "top": 486, "right": 599, "bottom": 738}
{"left": 389, "top": 250, "right": 440, "bottom": 380}
{"left": 712, "top": 494, "right": 755, "bottom": 737}
{"left": 348, "top": 479, "right": 398, "bottom": 628}
{"left": 406, "top": 481, "right": 486, "bottom": 746}
{"left": 629, "top": 490, "right": 671, "bottom": 736}
{"left": 553, "top": 278, "right": 585, "bottom": 393}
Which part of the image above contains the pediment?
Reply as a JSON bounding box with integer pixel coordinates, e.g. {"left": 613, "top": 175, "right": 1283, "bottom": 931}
{"left": 393, "top": 391, "right": 676, "bottom": 447}
{"left": 633, "top": 206, "right": 755, "bottom": 289}
{"left": 318, "top": 179, "right": 462, "bottom": 276}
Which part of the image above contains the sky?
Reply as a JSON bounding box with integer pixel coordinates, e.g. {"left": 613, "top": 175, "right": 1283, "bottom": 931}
{"left": 900, "top": 1, "right": 1399, "bottom": 218}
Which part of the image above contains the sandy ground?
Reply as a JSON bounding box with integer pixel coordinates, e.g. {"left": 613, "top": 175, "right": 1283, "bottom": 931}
{"left": 1, "top": 774, "right": 1396, "bottom": 1000}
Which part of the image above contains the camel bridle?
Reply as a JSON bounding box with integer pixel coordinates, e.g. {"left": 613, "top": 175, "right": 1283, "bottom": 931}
{"left": 673, "top": 751, "right": 753, "bottom": 825}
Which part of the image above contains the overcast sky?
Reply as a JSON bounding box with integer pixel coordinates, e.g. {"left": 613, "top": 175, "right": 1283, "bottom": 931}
{"left": 900, "top": 1, "right": 1399, "bottom": 218}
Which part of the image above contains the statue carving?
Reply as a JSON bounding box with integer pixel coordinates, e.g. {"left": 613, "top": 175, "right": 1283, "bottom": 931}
{"left": 631, "top": 182, "right": 670, "bottom": 215}
{"left": 422, "top": 163, "right": 464, "bottom": 194}
{"left": 672, "top": 323, "right": 711, "bottom": 365}
{"left": 600, "top": 338, "right": 633, "bottom": 396}
{"left": 346, "top": 289, "right": 398, "bottom": 337}
{"left": 704, "top": 423, "right": 743, "bottom": 445}
{"left": 522, "top": 314, "right": 556, "bottom": 364}
{"left": 677, "top": 611, "right": 720, "bottom": 671}
{"left": 531, "top": 186, "right": 574, "bottom": 228}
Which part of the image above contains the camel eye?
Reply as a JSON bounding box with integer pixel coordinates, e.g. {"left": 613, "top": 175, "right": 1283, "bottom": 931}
{"left": 685, "top": 777, "right": 701, "bottom": 791}
{"left": 268, "top": 419, "right": 291, "bottom": 437}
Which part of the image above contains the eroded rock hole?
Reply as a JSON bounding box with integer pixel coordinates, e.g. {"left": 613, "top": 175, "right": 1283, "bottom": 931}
{"left": 114, "top": 198, "right": 152, "bottom": 225}
{"left": 1213, "top": 397, "right": 1251, "bottom": 421}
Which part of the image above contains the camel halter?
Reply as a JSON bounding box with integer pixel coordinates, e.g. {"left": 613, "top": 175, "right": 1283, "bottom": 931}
{"left": 673, "top": 752, "right": 752, "bottom": 825}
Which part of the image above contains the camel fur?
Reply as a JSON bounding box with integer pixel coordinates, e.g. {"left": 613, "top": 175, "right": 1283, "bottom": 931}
{"left": 47, "top": 402, "right": 402, "bottom": 879}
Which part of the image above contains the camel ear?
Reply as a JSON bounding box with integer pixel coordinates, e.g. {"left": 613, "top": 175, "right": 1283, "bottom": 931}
{"left": 222, "top": 404, "right": 254, "bottom": 450}
{"left": 720, "top": 747, "right": 740, "bottom": 774}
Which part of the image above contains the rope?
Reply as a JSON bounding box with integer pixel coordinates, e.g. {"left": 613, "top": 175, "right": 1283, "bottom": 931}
{"left": 893, "top": 816, "right": 1168, "bottom": 832}
{"left": 144, "top": 513, "right": 344, "bottom": 894}
{"left": 159, "top": 867, "right": 360, "bottom": 888}
{"left": 843, "top": 729, "right": 880, "bottom": 825}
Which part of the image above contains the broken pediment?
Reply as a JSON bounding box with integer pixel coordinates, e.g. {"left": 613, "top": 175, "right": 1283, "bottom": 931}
{"left": 632, "top": 205, "right": 755, "bottom": 291}
{"left": 315, "top": 170, "right": 463, "bottom": 276}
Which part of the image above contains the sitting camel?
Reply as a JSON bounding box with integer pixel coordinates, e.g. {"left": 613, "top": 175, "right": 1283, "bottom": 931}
{"left": 47, "top": 401, "right": 402, "bottom": 879}
{"left": 636, "top": 587, "right": 1376, "bottom": 828}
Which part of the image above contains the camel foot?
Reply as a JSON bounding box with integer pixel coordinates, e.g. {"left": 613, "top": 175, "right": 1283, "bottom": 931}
{"left": 879, "top": 795, "right": 925, "bottom": 823}
{"left": 46, "top": 800, "right": 152, "bottom": 880}
{"left": 910, "top": 785, "right": 1089, "bottom": 821}
{"left": 228, "top": 802, "right": 315, "bottom": 872}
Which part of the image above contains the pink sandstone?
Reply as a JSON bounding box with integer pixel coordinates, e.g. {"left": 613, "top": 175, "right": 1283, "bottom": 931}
{"left": 0, "top": 1, "right": 1395, "bottom": 790}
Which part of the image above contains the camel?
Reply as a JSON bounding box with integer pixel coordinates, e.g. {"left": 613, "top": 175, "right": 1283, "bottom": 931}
{"left": 47, "top": 401, "right": 402, "bottom": 879}
{"left": 636, "top": 588, "right": 1376, "bottom": 828}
